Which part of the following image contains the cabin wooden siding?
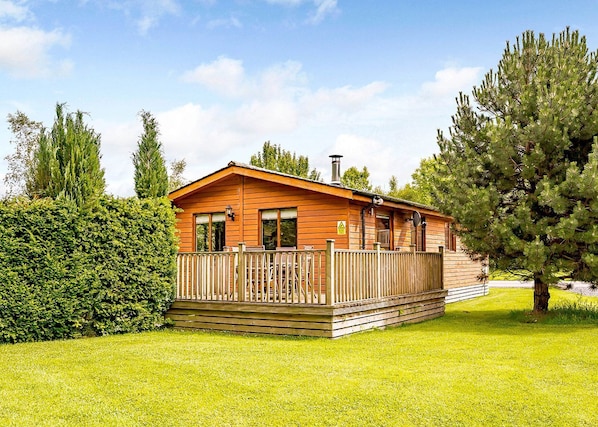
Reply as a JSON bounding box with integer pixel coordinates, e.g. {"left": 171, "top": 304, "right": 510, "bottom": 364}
{"left": 174, "top": 175, "right": 351, "bottom": 252}
{"left": 423, "top": 216, "right": 446, "bottom": 252}
{"left": 174, "top": 175, "right": 465, "bottom": 254}
{"left": 171, "top": 162, "right": 487, "bottom": 303}
{"left": 443, "top": 237, "right": 486, "bottom": 290}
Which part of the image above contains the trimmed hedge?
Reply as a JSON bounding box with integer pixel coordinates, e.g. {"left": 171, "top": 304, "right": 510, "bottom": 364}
{"left": 0, "top": 197, "right": 177, "bottom": 343}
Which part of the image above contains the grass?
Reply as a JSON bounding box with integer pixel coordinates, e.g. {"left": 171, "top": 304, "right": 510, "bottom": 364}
{"left": 488, "top": 268, "right": 532, "bottom": 281}
{"left": 1, "top": 289, "right": 597, "bottom": 427}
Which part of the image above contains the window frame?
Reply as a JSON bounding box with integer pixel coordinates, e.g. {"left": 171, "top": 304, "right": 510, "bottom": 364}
{"left": 375, "top": 213, "right": 392, "bottom": 250}
{"left": 260, "top": 208, "right": 297, "bottom": 250}
{"left": 445, "top": 222, "right": 457, "bottom": 252}
{"left": 194, "top": 212, "right": 226, "bottom": 252}
{"left": 412, "top": 216, "right": 427, "bottom": 252}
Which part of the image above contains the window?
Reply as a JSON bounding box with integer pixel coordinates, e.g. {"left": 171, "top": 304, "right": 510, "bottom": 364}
{"left": 195, "top": 213, "right": 226, "bottom": 252}
{"left": 261, "top": 208, "right": 297, "bottom": 250}
{"left": 376, "top": 214, "right": 391, "bottom": 249}
{"left": 445, "top": 223, "right": 457, "bottom": 251}
{"left": 413, "top": 216, "right": 427, "bottom": 252}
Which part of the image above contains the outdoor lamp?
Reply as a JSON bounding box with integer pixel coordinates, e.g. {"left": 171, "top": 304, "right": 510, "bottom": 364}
{"left": 226, "top": 205, "right": 235, "bottom": 221}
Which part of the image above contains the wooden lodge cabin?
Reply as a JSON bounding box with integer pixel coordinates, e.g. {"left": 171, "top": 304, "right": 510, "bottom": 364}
{"left": 166, "top": 157, "right": 487, "bottom": 337}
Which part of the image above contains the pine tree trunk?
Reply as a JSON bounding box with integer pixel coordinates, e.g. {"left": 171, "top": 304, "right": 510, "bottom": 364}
{"left": 533, "top": 277, "right": 550, "bottom": 312}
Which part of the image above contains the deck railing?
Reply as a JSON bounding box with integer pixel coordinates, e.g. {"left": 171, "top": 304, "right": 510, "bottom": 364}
{"left": 240, "top": 247, "right": 326, "bottom": 304}
{"left": 177, "top": 251, "right": 238, "bottom": 301}
{"left": 176, "top": 240, "right": 443, "bottom": 306}
{"left": 332, "top": 243, "right": 443, "bottom": 304}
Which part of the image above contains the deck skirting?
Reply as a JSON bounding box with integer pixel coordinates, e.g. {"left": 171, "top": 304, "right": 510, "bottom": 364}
{"left": 445, "top": 283, "right": 489, "bottom": 303}
{"left": 167, "top": 289, "right": 448, "bottom": 338}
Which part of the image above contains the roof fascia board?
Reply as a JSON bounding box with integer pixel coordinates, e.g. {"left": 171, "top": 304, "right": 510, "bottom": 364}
{"left": 169, "top": 164, "right": 353, "bottom": 201}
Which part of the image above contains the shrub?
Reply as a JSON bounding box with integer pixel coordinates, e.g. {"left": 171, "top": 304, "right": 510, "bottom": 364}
{"left": 0, "top": 197, "right": 177, "bottom": 343}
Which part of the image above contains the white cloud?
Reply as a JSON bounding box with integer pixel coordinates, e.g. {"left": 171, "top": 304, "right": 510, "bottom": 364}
{"left": 206, "top": 16, "right": 242, "bottom": 30}
{"left": 258, "top": 60, "right": 307, "bottom": 98}
{"left": 108, "top": 0, "right": 181, "bottom": 35}
{"left": 142, "top": 0, "right": 180, "bottom": 34}
{"left": 305, "top": 82, "right": 388, "bottom": 112}
{"left": 0, "top": 26, "right": 72, "bottom": 78}
{"left": 0, "top": 0, "right": 30, "bottom": 22}
{"left": 234, "top": 99, "right": 298, "bottom": 133}
{"left": 264, "top": 0, "right": 304, "bottom": 6}
{"left": 420, "top": 66, "right": 482, "bottom": 97}
{"left": 307, "top": 0, "right": 338, "bottom": 24}
{"left": 330, "top": 134, "right": 396, "bottom": 185}
{"left": 263, "top": 0, "right": 338, "bottom": 24}
{"left": 181, "top": 56, "right": 246, "bottom": 97}
{"left": 95, "top": 63, "right": 482, "bottom": 196}
{"left": 136, "top": 15, "right": 156, "bottom": 35}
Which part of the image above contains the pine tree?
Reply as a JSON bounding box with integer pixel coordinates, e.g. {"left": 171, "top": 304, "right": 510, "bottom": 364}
{"left": 435, "top": 28, "right": 598, "bottom": 312}
{"left": 29, "top": 103, "right": 105, "bottom": 205}
{"left": 132, "top": 110, "right": 168, "bottom": 198}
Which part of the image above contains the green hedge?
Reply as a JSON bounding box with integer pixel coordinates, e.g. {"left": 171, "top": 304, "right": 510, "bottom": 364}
{"left": 0, "top": 197, "right": 177, "bottom": 343}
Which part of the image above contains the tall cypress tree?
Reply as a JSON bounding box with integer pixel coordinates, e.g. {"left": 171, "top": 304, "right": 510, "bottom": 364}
{"left": 29, "top": 103, "right": 105, "bottom": 205}
{"left": 435, "top": 28, "right": 598, "bottom": 312}
{"left": 132, "top": 110, "right": 168, "bottom": 198}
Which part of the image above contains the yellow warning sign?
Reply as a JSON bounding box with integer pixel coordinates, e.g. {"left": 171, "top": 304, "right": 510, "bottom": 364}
{"left": 337, "top": 221, "right": 346, "bottom": 235}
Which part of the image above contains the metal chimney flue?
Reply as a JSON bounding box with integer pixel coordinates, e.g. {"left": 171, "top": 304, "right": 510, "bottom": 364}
{"left": 330, "top": 154, "right": 343, "bottom": 185}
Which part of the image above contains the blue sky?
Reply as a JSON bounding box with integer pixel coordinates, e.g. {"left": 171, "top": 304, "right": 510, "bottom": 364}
{"left": 2, "top": 0, "right": 598, "bottom": 196}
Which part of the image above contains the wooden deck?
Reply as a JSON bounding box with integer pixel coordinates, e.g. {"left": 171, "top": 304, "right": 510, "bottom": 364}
{"left": 167, "top": 240, "right": 446, "bottom": 337}
{"left": 167, "top": 290, "right": 447, "bottom": 338}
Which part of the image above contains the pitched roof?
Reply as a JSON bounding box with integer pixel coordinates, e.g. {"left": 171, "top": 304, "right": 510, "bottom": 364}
{"left": 169, "top": 161, "right": 446, "bottom": 217}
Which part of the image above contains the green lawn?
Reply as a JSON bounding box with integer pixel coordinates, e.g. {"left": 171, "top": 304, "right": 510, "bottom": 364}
{"left": 1, "top": 289, "right": 597, "bottom": 427}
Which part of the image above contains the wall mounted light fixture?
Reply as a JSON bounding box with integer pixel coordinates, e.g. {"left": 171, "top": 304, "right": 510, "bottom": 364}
{"left": 226, "top": 205, "right": 235, "bottom": 221}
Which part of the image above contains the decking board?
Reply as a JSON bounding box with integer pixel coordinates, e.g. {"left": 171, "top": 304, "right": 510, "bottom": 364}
{"left": 166, "top": 289, "right": 448, "bottom": 338}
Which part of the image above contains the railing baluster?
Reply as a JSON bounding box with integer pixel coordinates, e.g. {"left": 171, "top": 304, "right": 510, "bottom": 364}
{"left": 175, "top": 248, "right": 442, "bottom": 306}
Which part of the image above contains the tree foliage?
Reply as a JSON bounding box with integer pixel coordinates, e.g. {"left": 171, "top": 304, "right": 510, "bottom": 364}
{"left": 250, "top": 141, "right": 322, "bottom": 181}
{"left": 132, "top": 110, "right": 169, "bottom": 198}
{"left": 435, "top": 28, "right": 598, "bottom": 312}
{"left": 168, "top": 158, "right": 188, "bottom": 192}
{"left": 3, "top": 111, "right": 42, "bottom": 197}
{"left": 341, "top": 166, "right": 372, "bottom": 191}
{"left": 0, "top": 197, "right": 177, "bottom": 343}
{"left": 28, "top": 103, "right": 105, "bottom": 205}
{"left": 387, "top": 157, "right": 439, "bottom": 205}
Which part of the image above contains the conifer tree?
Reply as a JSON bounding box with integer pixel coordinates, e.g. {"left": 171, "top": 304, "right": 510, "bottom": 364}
{"left": 435, "top": 28, "right": 598, "bottom": 312}
{"left": 29, "top": 103, "right": 105, "bottom": 205}
{"left": 132, "top": 110, "right": 168, "bottom": 198}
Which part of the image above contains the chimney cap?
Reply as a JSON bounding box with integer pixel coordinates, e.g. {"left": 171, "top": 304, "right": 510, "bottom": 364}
{"left": 329, "top": 154, "right": 343, "bottom": 160}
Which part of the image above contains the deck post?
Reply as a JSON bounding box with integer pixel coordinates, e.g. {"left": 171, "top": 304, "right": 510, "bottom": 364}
{"left": 438, "top": 245, "right": 445, "bottom": 290}
{"left": 238, "top": 242, "right": 246, "bottom": 302}
{"left": 374, "top": 242, "right": 381, "bottom": 298}
{"left": 325, "top": 239, "right": 335, "bottom": 306}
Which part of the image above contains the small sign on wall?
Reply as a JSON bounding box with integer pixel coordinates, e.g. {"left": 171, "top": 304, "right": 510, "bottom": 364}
{"left": 337, "top": 220, "right": 346, "bottom": 235}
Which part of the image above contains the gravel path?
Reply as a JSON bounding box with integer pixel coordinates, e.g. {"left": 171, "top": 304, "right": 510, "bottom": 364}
{"left": 489, "top": 280, "right": 598, "bottom": 297}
